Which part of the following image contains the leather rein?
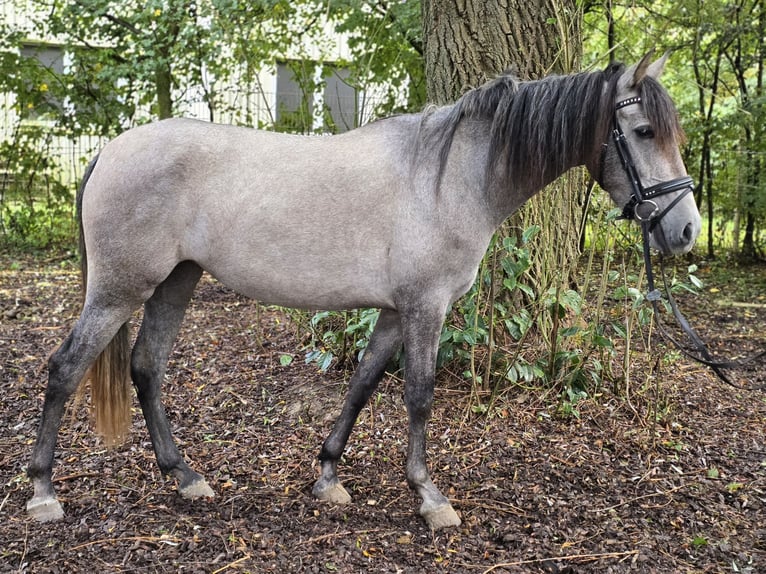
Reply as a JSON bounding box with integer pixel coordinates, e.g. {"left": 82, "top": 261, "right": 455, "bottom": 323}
{"left": 609, "top": 96, "right": 766, "bottom": 391}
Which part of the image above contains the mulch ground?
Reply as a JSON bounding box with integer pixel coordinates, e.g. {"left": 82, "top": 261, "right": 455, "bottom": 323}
{"left": 1, "top": 252, "right": 764, "bottom": 573}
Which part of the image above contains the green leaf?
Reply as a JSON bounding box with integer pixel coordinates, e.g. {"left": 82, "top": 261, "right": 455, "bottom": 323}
{"left": 560, "top": 326, "right": 581, "bottom": 337}
{"left": 592, "top": 334, "right": 614, "bottom": 349}
{"left": 521, "top": 224, "right": 541, "bottom": 244}
{"left": 726, "top": 482, "right": 745, "bottom": 493}
{"left": 691, "top": 536, "right": 708, "bottom": 548}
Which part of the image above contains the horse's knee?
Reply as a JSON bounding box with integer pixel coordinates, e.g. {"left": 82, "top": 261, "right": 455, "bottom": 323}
{"left": 130, "top": 358, "right": 153, "bottom": 393}
{"left": 404, "top": 375, "right": 435, "bottom": 410}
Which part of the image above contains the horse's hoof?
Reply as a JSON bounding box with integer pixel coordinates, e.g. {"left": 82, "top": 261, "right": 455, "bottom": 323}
{"left": 421, "top": 502, "right": 461, "bottom": 530}
{"left": 27, "top": 496, "right": 65, "bottom": 522}
{"left": 179, "top": 478, "right": 215, "bottom": 499}
{"left": 312, "top": 479, "right": 352, "bottom": 505}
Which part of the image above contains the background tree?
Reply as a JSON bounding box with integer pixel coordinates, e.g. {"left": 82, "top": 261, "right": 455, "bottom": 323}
{"left": 422, "top": 0, "right": 580, "bottom": 103}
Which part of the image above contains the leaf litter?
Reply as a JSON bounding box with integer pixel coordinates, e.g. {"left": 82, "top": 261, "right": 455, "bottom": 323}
{"left": 0, "top": 254, "right": 764, "bottom": 573}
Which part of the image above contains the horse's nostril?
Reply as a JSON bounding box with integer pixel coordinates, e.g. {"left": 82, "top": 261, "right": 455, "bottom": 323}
{"left": 682, "top": 222, "right": 694, "bottom": 243}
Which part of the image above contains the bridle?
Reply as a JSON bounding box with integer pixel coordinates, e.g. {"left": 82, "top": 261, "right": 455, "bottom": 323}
{"left": 606, "top": 96, "right": 766, "bottom": 390}
{"left": 610, "top": 96, "right": 695, "bottom": 230}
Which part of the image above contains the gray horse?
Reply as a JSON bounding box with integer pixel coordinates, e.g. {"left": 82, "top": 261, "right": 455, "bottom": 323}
{"left": 27, "top": 52, "right": 700, "bottom": 529}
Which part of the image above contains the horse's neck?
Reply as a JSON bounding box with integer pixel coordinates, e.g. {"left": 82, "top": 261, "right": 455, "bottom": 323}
{"left": 485, "top": 144, "right": 585, "bottom": 227}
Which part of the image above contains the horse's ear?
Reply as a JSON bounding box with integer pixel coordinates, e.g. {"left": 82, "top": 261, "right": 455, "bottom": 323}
{"left": 645, "top": 51, "right": 670, "bottom": 80}
{"left": 630, "top": 49, "right": 669, "bottom": 85}
{"left": 631, "top": 49, "right": 656, "bottom": 86}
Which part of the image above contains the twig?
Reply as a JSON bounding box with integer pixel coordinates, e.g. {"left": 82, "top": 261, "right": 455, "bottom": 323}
{"left": 715, "top": 300, "right": 766, "bottom": 309}
{"left": 460, "top": 498, "right": 529, "bottom": 517}
{"left": 305, "top": 527, "right": 386, "bottom": 545}
{"left": 69, "top": 535, "right": 180, "bottom": 552}
{"left": 588, "top": 484, "right": 687, "bottom": 513}
{"left": 481, "top": 549, "right": 639, "bottom": 573}
{"left": 212, "top": 554, "right": 252, "bottom": 574}
{"left": 53, "top": 471, "right": 101, "bottom": 483}
{"left": 305, "top": 530, "right": 353, "bottom": 544}
{"left": 0, "top": 491, "right": 10, "bottom": 514}
{"left": 19, "top": 522, "right": 29, "bottom": 571}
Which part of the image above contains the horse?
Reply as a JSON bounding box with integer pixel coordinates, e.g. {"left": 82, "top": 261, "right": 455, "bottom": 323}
{"left": 26, "top": 52, "right": 701, "bottom": 529}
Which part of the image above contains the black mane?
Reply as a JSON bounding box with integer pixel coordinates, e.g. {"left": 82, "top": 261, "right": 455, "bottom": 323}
{"left": 421, "top": 63, "right": 684, "bottom": 193}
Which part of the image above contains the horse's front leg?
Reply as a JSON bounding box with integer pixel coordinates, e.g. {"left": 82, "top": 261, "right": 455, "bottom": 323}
{"left": 313, "top": 309, "right": 402, "bottom": 504}
{"left": 401, "top": 305, "right": 461, "bottom": 529}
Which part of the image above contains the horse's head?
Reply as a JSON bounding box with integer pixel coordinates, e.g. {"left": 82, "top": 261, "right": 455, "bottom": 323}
{"left": 595, "top": 52, "right": 701, "bottom": 256}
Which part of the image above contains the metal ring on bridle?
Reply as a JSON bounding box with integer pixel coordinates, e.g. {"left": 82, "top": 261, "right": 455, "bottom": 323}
{"left": 634, "top": 199, "right": 660, "bottom": 222}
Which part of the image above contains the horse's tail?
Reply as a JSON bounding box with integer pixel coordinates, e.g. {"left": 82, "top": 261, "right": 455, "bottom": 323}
{"left": 77, "top": 155, "right": 133, "bottom": 446}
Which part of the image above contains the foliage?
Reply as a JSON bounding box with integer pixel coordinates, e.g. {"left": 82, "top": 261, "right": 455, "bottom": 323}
{"left": 0, "top": 127, "right": 76, "bottom": 249}
{"left": 292, "top": 308, "right": 380, "bottom": 372}
{"left": 328, "top": 0, "right": 425, "bottom": 114}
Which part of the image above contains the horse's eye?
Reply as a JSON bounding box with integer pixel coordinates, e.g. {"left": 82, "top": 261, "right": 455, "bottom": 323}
{"left": 634, "top": 125, "right": 655, "bottom": 139}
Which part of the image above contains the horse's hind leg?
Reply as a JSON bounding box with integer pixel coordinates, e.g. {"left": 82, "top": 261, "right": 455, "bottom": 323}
{"left": 130, "top": 261, "right": 213, "bottom": 499}
{"left": 400, "top": 303, "right": 461, "bottom": 529}
{"left": 313, "top": 308, "right": 402, "bottom": 505}
{"left": 27, "top": 303, "right": 135, "bottom": 521}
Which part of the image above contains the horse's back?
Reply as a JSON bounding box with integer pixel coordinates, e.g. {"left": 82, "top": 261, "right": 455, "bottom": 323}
{"left": 81, "top": 118, "right": 413, "bottom": 309}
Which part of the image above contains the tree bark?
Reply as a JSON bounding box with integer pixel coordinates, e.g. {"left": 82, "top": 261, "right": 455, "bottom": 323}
{"left": 155, "top": 64, "right": 174, "bottom": 120}
{"left": 153, "top": 5, "right": 184, "bottom": 120}
{"left": 423, "top": 0, "right": 580, "bottom": 104}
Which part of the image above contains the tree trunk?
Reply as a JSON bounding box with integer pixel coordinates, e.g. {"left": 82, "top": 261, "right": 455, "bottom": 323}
{"left": 423, "top": 0, "right": 580, "bottom": 104}
{"left": 155, "top": 64, "right": 174, "bottom": 120}
{"left": 153, "top": 7, "right": 184, "bottom": 120}
{"left": 692, "top": 30, "right": 724, "bottom": 259}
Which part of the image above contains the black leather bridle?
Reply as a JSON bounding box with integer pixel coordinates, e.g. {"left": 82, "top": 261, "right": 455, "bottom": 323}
{"left": 608, "top": 96, "right": 765, "bottom": 390}
{"left": 611, "top": 96, "right": 695, "bottom": 229}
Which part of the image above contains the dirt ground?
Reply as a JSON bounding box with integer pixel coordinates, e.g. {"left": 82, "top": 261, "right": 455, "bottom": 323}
{"left": 1, "top": 252, "right": 765, "bottom": 573}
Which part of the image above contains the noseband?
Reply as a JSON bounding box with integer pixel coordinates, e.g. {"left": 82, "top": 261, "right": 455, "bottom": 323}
{"left": 610, "top": 96, "right": 694, "bottom": 231}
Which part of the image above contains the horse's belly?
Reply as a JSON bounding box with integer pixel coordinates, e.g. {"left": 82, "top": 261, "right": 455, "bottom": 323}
{"left": 201, "top": 260, "right": 393, "bottom": 311}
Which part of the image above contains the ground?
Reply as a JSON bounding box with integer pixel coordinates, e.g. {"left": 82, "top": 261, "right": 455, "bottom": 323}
{"left": 0, "top": 252, "right": 765, "bottom": 573}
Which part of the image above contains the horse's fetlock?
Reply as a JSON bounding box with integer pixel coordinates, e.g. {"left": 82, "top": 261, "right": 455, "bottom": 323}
{"left": 406, "top": 470, "right": 430, "bottom": 489}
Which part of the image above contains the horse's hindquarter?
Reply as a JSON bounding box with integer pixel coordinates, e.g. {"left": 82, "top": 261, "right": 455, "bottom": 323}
{"left": 84, "top": 119, "right": 409, "bottom": 310}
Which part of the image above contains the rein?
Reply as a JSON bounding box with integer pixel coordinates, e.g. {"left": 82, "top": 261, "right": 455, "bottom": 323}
{"left": 610, "top": 97, "right": 766, "bottom": 391}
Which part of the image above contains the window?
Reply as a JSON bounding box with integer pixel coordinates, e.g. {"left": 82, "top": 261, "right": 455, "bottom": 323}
{"left": 20, "top": 44, "right": 66, "bottom": 120}
{"left": 323, "top": 67, "right": 357, "bottom": 133}
{"left": 275, "top": 61, "right": 315, "bottom": 133}
{"left": 275, "top": 61, "right": 358, "bottom": 134}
